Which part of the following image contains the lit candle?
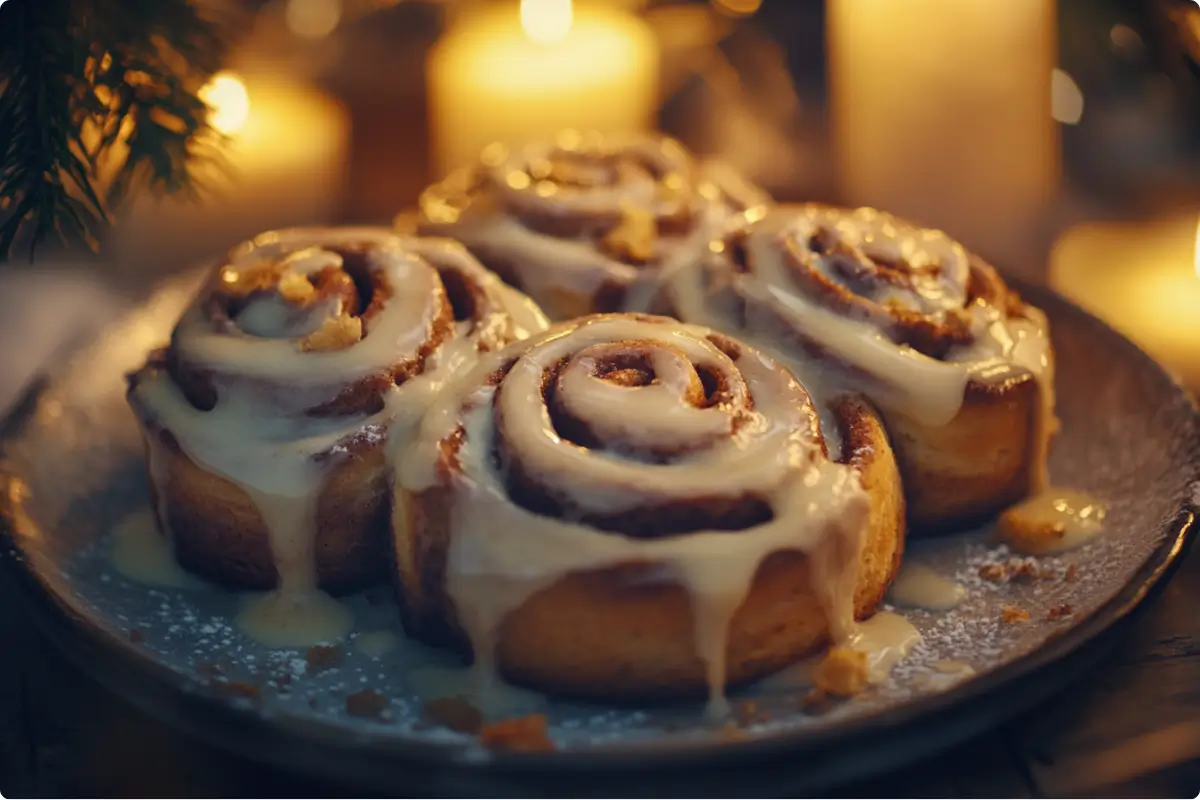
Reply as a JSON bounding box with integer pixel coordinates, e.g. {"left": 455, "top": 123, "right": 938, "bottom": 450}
{"left": 428, "top": 0, "right": 659, "bottom": 177}
{"left": 1049, "top": 214, "right": 1200, "bottom": 390}
{"left": 828, "top": 0, "right": 1059, "bottom": 275}
{"left": 113, "top": 71, "right": 349, "bottom": 272}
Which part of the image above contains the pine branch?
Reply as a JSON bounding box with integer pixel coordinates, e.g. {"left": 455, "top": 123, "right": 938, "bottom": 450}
{"left": 0, "top": 0, "right": 231, "bottom": 261}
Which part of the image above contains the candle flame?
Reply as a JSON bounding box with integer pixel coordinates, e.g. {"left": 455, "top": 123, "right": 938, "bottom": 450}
{"left": 521, "top": 0, "right": 573, "bottom": 44}
{"left": 1050, "top": 69, "right": 1084, "bottom": 126}
{"left": 201, "top": 72, "right": 250, "bottom": 135}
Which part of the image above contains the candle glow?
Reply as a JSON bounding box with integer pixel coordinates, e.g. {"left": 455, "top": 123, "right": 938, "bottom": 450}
{"left": 1194, "top": 218, "right": 1199, "bottom": 279}
{"left": 202, "top": 72, "right": 250, "bottom": 135}
{"left": 1049, "top": 214, "right": 1200, "bottom": 390}
{"left": 428, "top": 1, "right": 658, "bottom": 176}
{"left": 522, "top": 0, "right": 573, "bottom": 44}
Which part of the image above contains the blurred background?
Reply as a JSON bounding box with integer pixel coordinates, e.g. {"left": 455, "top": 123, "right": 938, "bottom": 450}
{"left": 3, "top": 0, "right": 1200, "bottom": 401}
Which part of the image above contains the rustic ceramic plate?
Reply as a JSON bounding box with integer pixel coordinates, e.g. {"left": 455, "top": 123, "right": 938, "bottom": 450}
{"left": 1, "top": 275, "right": 1196, "bottom": 795}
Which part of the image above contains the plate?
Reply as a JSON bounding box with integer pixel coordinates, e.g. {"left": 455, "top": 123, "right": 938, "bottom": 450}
{"left": 1, "top": 276, "right": 1197, "bottom": 795}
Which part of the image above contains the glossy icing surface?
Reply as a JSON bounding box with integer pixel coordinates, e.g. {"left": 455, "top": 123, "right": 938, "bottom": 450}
{"left": 128, "top": 229, "right": 548, "bottom": 646}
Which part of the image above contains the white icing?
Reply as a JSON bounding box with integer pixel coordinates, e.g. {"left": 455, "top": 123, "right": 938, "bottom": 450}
{"left": 354, "top": 630, "right": 400, "bottom": 657}
{"left": 999, "top": 488, "right": 1108, "bottom": 555}
{"left": 236, "top": 586, "right": 354, "bottom": 648}
{"left": 849, "top": 611, "right": 922, "bottom": 683}
{"left": 667, "top": 205, "right": 1055, "bottom": 491}
{"left": 398, "top": 315, "right": 871, "bottom": 714}
{"left": 888, "top": 563, "right": 968, "bottom": 611}
{"left": 130, "top": 228, "right": 548, "bottom": 648}
{"left": 110, "top": 509, "right": 203, "bottom": 590}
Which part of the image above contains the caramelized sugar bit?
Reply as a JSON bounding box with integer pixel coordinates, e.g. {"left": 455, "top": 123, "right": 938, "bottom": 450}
{"left": 1001, "top": 604, "right": 1031, "bottom": 624}
{"left": 300, "top": 315, "right": 363, "bottom": 352}
{"left": 1047, "top": 603, "right": 1074, "bottom": 620}
{"left": 278, "top": 271, "right": 317, "bottom": 305}
{"left": 216, "top": 679, "right": 262, "bottom": 702}
{"left": 219, "top": 261, "right": 280, "bottom": 297}
{"left": 1009, "top": 557, "right": 1041, "bottom": 583}
{"left": 812, "top": 645, "right": 869, "bottom": 697}
{"left": 305, "top": 644, "right": 344, "bottom": 674}
{"left": 345, "top": 689, "right": 389, "bottom": 720}
{"left": 978, "top": 563, "right": 1007, "bottom": 582}
{"left": 422, "top": 696, "right": 483, "bottom": 734}
{"left": 800, "top": 687, "right": 832, "bottom": 715}
{"left": 602, "top": 205, "right": 657, "bottom": 263}
{"left": 479, "top": 714, "right": 555, "bottom": 752}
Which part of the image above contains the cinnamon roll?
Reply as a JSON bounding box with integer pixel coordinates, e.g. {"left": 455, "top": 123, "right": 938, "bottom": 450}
{"left": 126, "top": 228, "right": 547, "bottom": 642}
{"left": 666, "top": 205, "right": 1056, "bottom": 532}
{"left": 392, "top": 313, "right": 905, "bottom": 706}
{"left": 408, "top": 131, "right": 770, "bottom": 321}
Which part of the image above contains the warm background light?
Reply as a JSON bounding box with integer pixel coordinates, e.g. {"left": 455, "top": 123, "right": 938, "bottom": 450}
{"left": 828, "top": 0, "right": 1058, "bottom": 278}
{"left": 1194, "top": 219, "right": 1199, "bottom": 279}
{"left": 115, "top": 73, "right": 349, "bottom": 274}
{"left": 1050, "top": 214, "right": 1200, "bottom": 391}
{"left": 201, "top": 72, "right": 250, "bottom": 135}
{"left": 711, "top": 0, "right": 763, "bottom": 17}
{"left": 1050, "top": 68, "right": 1084, "bottom": 125}
{"left": 285, "top": 0, "right": 343, "bottom": 39}
{"left": 428, "top": 0, "right": 658, "bottom": 176}
{"left": 522, "top": 0, "right": 574, "bottom": 44}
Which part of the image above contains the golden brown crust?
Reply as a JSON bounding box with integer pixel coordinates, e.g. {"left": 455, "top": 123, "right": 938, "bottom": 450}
{"left": 138, "top": 423, "right": 388, "bottom": 592}
{"left": 392, "top": 393, "right": 905, "bottom": 703}
{"left": 885, "top": 374, "right": 1046, "bottom": 532}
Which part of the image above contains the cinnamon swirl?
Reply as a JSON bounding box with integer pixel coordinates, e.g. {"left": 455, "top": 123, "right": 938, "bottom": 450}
{"left": 392, "top": 313, "right": 905, "bottom": 707}
{"left": 126, "top": 228, "right": 547, "bottom": 644}
{"left": 408, "top": 131, "right": 770, "bottom": 321}
{"left": 666, "top": 205, "right": 1056, "bottom": 531}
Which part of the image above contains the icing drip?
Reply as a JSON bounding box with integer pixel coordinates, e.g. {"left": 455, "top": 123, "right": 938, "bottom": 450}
{"left": 111, "top": 509, "right": 202, "bottom": 589}
{"left": 415, "top": 132, "right": 767, "bottom": 319}
{"left": 888, "top": 563, "right": 968, "bottom": 611}
{"left": 128, "top": 228, "right": 547, "bottom": 648}
{"left": 399, "top": 315, "right": 870, "bottom": 714}
{"left": 354, "top": 630, "right": 400, "bottom": 657}
{"left": 667, "top": 205, "right": 1055, "bottom": 492}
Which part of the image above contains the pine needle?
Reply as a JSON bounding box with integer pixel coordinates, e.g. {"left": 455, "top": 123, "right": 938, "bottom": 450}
{"left": 0, "top": 0, "right": 230, "bottom": 261}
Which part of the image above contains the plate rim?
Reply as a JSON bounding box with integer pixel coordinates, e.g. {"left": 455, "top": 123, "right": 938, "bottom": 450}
{"left": 1, "top": 278, "right": 1198, "bottom": 789}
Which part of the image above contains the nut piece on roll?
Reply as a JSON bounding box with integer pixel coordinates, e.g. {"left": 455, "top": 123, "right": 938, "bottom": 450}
{"left": 665, "top": 205, "right": 1057, "bottom": 532}
{"left": 126, "top": 228, "right": 547, "bottom": 645}
{"left": 406, "top": 131, "right": 770, "bottom": 321}
{"left": 392, "top": 313, "right": 904, "bottom": 709}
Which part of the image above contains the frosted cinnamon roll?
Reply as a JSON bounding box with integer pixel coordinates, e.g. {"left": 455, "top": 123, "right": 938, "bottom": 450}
{"left": 408, "top": 131, "right": 770, "bottom": 321}
{"left": 667, "top": 205, "right": 1056, "bottom": 532}
{"left": 126, "top": 228, "right": 547, "bottom": 643}
{"left": 393, "top": 313, "right": 905, "bottom": 707}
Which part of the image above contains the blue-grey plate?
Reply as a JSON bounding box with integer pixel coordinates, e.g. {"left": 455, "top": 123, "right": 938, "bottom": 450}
{"left": 1, "top": 275, "right": 1196, "bottom": 795}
